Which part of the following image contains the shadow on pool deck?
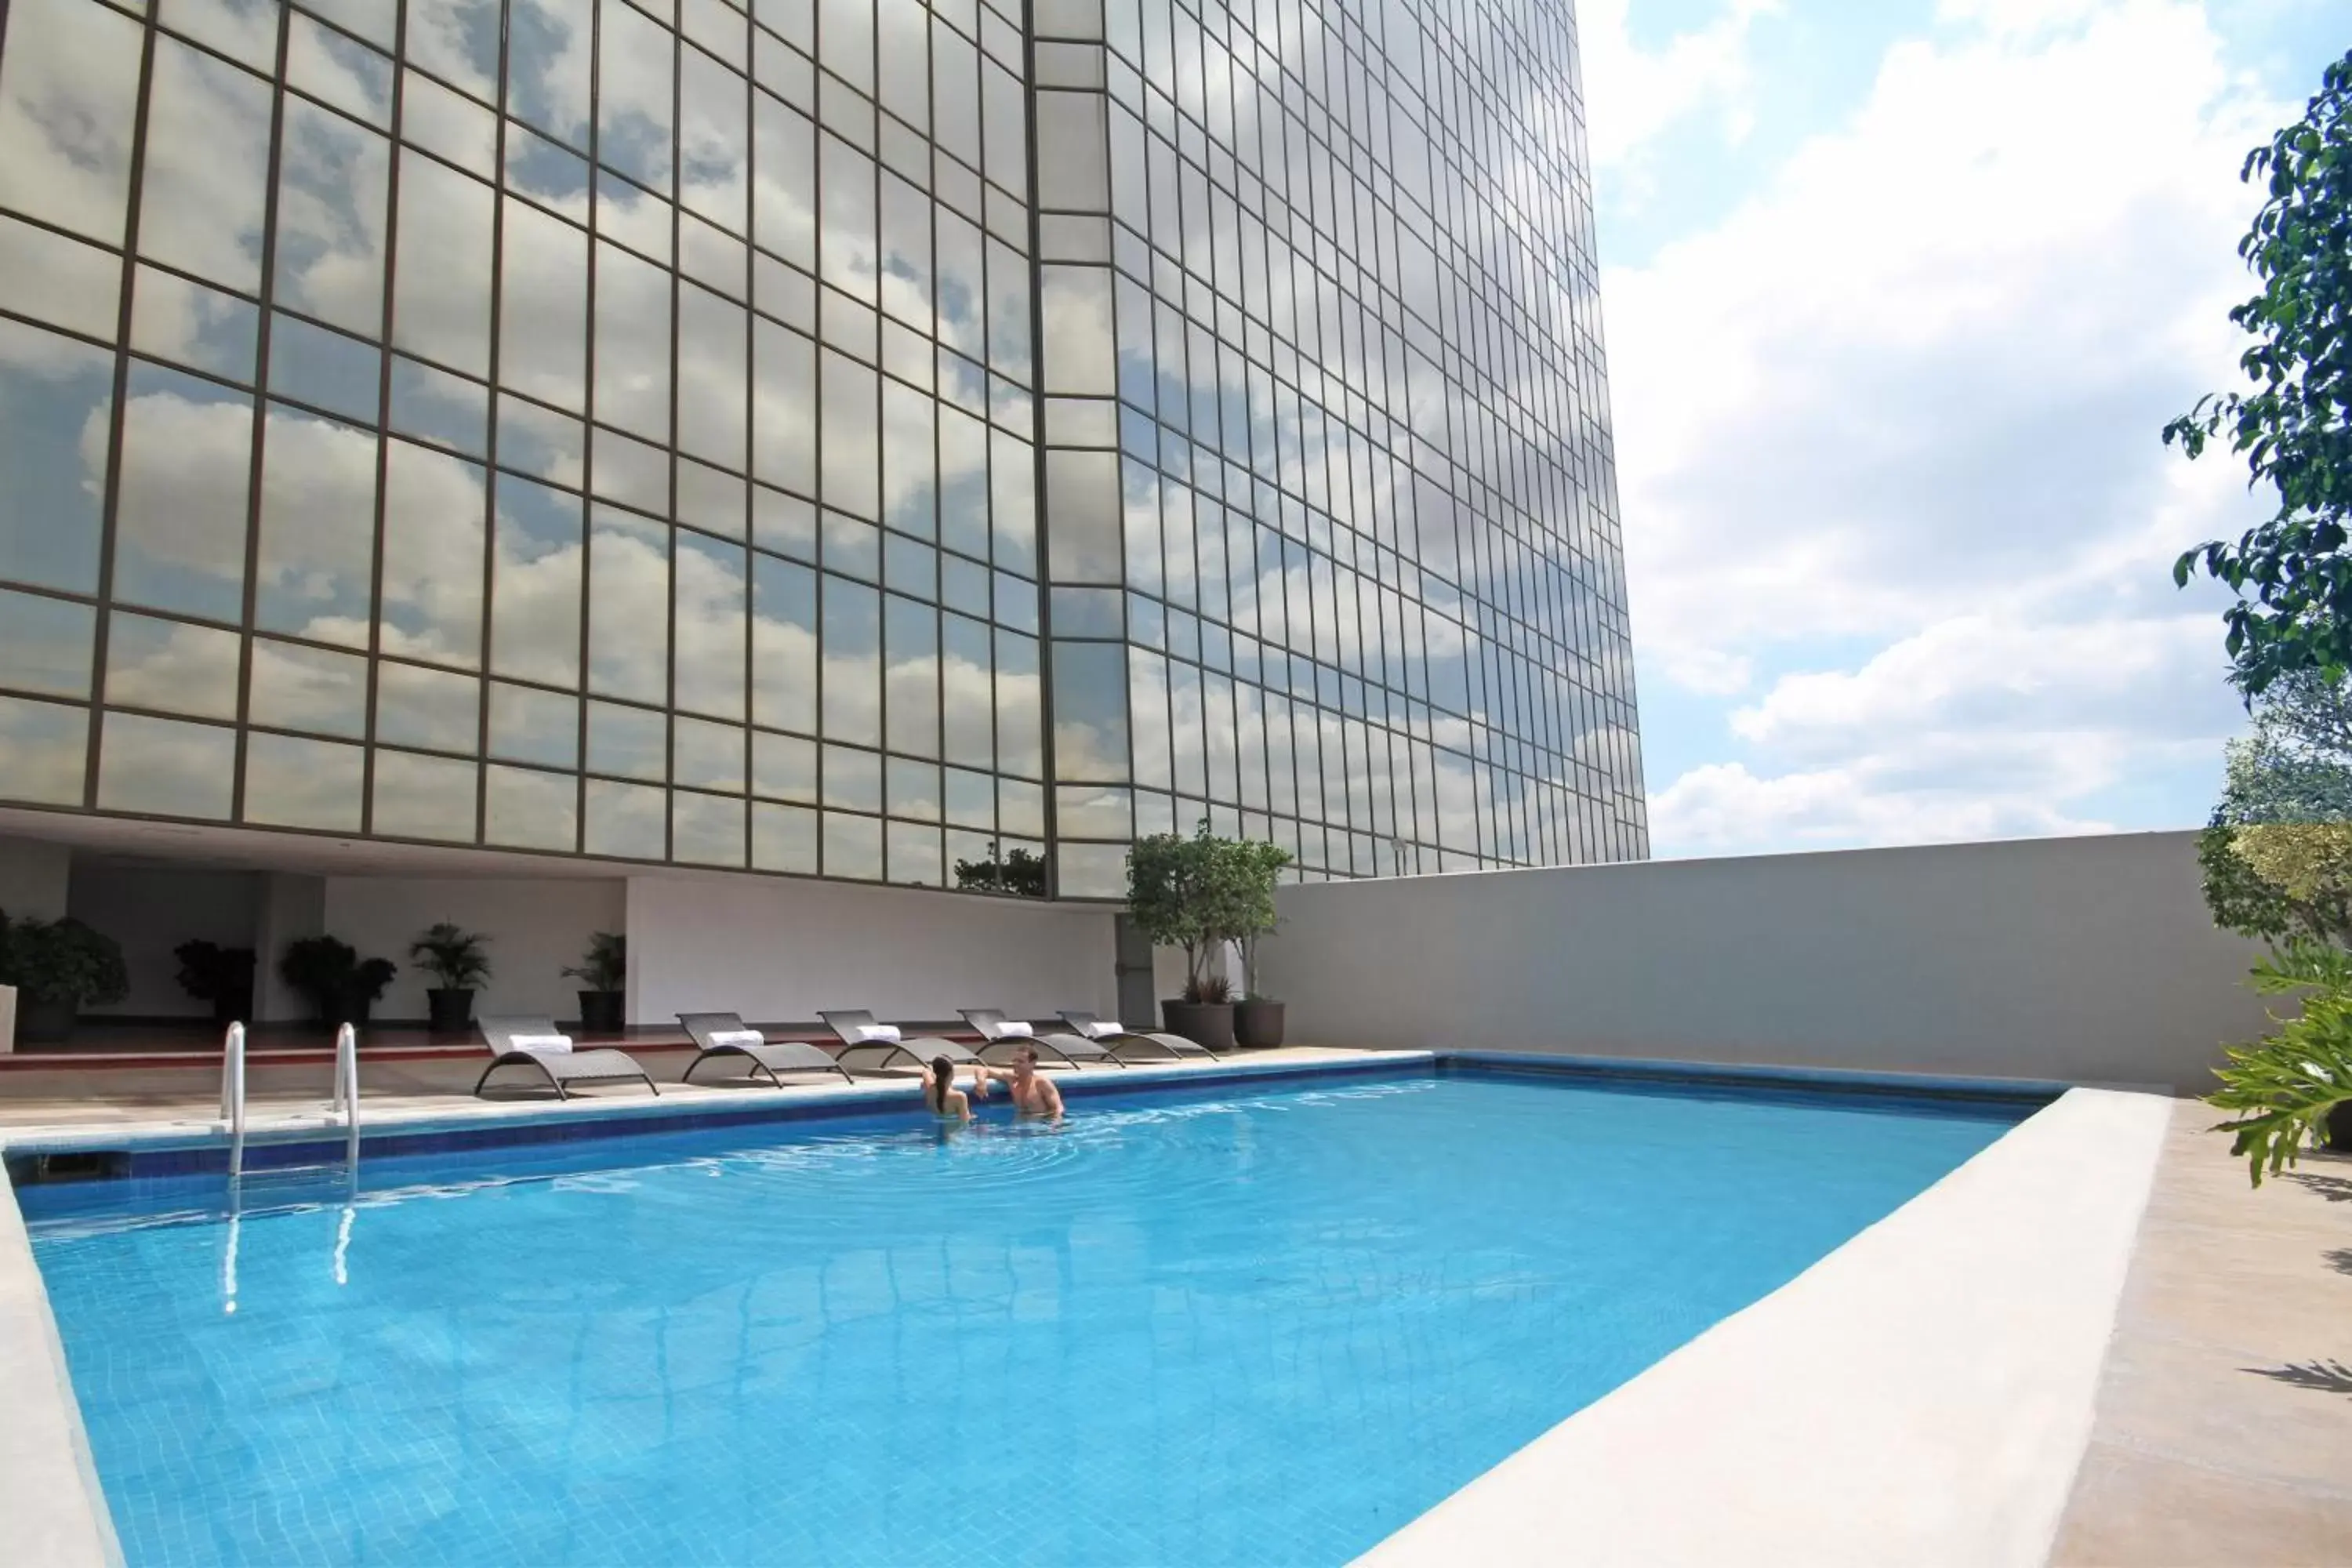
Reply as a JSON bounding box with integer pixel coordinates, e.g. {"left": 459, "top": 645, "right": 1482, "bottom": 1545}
{"left": 2051, "top": 1107, "right": 2352, "bottom": 1565}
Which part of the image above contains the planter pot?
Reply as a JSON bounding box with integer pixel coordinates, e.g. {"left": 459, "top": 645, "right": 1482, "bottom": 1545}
{"left": 314, "top": 992, "right": 376, "bottom": 1029}
{"left": 1160, "top": 999, "right": 1236, "bottom": 1054}
{"left": 207, "top": 985, "right": 255, "bottom": 1028}
{"left": 18, "top": 993, "right": 78, "bottom": 1044}
{"left": 426, "top": 987, "right": 476, "bottom": 1033}
{"left": 2326, "top": 1100, "right": 2352, "bottom": 1152}
{"left": 576, "top": 990, "right": 626, "bottom": 1033}
{"left": 1234, "top": 999, "right": 1286, "bottom": 1049}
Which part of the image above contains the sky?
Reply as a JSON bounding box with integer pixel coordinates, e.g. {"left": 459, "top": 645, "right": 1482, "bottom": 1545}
{"left": 1584, "top": 0, "right": 2347, "bottom": 858}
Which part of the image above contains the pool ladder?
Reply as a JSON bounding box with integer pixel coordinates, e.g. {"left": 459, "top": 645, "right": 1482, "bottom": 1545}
{"left": 218, "top": 1024, "right": 361, "bottom": 1314}
{"left": 219, "top": 1021, "right": 361, "bottom": 1181}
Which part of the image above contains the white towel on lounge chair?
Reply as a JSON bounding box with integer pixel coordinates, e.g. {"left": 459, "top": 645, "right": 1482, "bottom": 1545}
{"left": 996, "top": 1020, "right": 1034, "bottom": 1038}
{"left": 1085, "top": 1021, "right": 1120, "bottom": 1039}
{"left": 707, "top": 1029, "right": 765, "bottom": 1047}
{"left": 510, "top": 1033, "right": 574, "bottom": 1054}
{"left": 853, "top": 1023, "right": 902, "bottom": 1044}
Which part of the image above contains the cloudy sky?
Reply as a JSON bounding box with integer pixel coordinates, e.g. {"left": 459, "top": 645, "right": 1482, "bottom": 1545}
{"left": 1586, "top": 0, "right": 2344, "bottom": 858}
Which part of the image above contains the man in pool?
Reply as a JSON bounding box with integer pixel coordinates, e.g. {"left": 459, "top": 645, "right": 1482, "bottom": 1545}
{"left": 972, "top": 1044, "right": 1065, "bottom": 1120}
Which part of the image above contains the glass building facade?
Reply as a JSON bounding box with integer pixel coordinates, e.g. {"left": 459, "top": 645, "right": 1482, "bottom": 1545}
{"left": 0, "top": 0, "right": 1642, "bottom": 902}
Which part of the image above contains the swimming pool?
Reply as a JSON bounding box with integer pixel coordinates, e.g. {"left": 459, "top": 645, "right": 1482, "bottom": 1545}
{"left": 22, "top": 1065, "right": 2033, "bottom": 1566}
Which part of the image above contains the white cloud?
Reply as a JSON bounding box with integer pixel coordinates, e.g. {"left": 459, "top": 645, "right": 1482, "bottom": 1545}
{"left": 1579, "top": 0, "right": 1784, "bottom": 172}
{"left": 1611, "top": 2, "right": 2282, "bottom": 855}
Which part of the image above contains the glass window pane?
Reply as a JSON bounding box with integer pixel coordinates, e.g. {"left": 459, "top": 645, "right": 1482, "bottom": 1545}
{"left": 0, "top": 589, "right": 94, "bottom": 698}
{"left": 820, "top": 348, "right": 878, "bottom": 517}
{"left": 598, "top": 0, "right": 676, "bottom": 192}
{"left": 1052, "top": 639, "right": 1128, "bottom": 782}
{"left": 0, "top": 212, "right": 120, "bottom": 341}
{"left": 372, "top": 748, "right": 479, "bottom": 841}
{"left": 941, "top": 612, "right": 992, "bottom": 768}
{"left": 375, "top": 660, "right": 480, "bottom": 752}
{"left": 98, "top": 710, "right": 234, "bottom": 818}
{"left": 243, "top": 731, "right": 364, "bottom": 829}
{"left": 268, "top": 316, "right": 382, "bottom": 423}
{"left": 492, "top": 474, "right": 583, "bottom": 686}
{"left": 499, "top": 200, "right": 587, "bottom": 407}
{"left": 673, "top": 789, "right": 745, "bottom": 866}
{"left": 0, "top": 319, "right": 113, "bottom": 594}
{"left": 0, "top": 693, "right": 88, "bottom": 806}
{"left": 751, "top": 551, "right": 817, "bottom": 734}
{"left": 821, "top": 573, "right": 879, "bottom": 744}
{"left": 673, "top": 716, "right": 745, "bottom": 791}
{"left": 249, "top": 637, "right": 368, "bottom": 738}
{"left": 822, "top": 809, "right": 881, "bottom": 879}
{"left": 995, "top": 627, "right": 1041, "bottom": 776}
{"left": 883, "top": 592, "right": 938, "bottom": 757}
{"left": 751, "top": 91, "right": 815, "bottom": 270}
{"left": 488, "top": 679, "right": 579, "bottom": 768}
{"left": 274, "top": 99, "right": 390, "bottom": 338}
{"left": 255, "top": 405, "right": 378, "bottom": 645}
{"left": 388, "top": 356, "right": 488, "bottom": 456}
{"left": 587, "top": 699, "right": 667, "bottom": 780}
{"left": 676, "top": 530, "right": 748, "bottom": 717}
{"left": 881, "top": 379, "right": 936, "bottom": 540}
{"left": 132, "top": 266, "right": 260, "bottom": 384}
{"left": 113, "top": 361, "right": 253, "bottom": 622}
{"left": 821, "top": 742, "right": 880, "bottom": 811}
{"left": 485, "top": 761, "right": 576, "bottom": 848}
{"left": 752, "top": 729, "right": 816, "bottom": 800}
{"left": 886, "top": 755, "right": 940, "bottom": 820}
{"left": 381, "top": 438, "right": 486, "bottom": 666}
{"left": 677, "top": 285, "right": 749, "bottom": 468}
{"left": 104, "top": 612, "right": 240, "bottom": 720}
{"left": 751, "top": 799, "right": 818, "bottom": 872}
{"left": 394, "top": 153, "right": 495, "bottom": 375}
{"left": 594, "top": 241, "right": 672, "bottom": 438}
{"left": 0, "top": 0, "right": 142, "bottom": 244}
{"left": 137, "top": 38, "right": 272, "bottom": 292}
{"left": 506, "top": 0, "right": 593, "bottom": 149}
{"left": 991, "top": 429, "right": 1035, "bottom": 573}
{"left": 584, "top": 776, "right": 666, "bottom": 857}
{"left": 589, "top": 506, "right": 669, "bottom": 702}
{"left": 751, "top": 318, "right": 816, "bottom": 492}
{"left": 679, "top": 47, "right": 748, "bottom": 235}
{"left": 818, "top": 134, "right": 876, "bottom": 303}
{"left": 407, "top": 0, "right": 501, "bottom": 103}
{"left": 886, "top": 818, "right": 942, "bottom": 885}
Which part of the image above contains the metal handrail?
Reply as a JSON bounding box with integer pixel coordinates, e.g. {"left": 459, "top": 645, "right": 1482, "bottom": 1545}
{"left": 332, "top": 1022, "right": 360, "bottom": 1174}
{"left": 220, "top": 1022, "right": 247, "bottom": 1178}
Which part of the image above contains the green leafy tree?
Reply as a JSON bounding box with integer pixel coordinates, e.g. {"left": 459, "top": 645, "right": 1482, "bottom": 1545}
{"left": 2201, "top": 670, "right": 2352, "bottom": 945}
{"left": 1224, "top": 840, "right": 1293, "bottom": 998}
{"left": 2169, "top": 49, "right": 2352, "bottom": 695}
{"left": 409, "top": 921, "right": 492, "bottom": 989}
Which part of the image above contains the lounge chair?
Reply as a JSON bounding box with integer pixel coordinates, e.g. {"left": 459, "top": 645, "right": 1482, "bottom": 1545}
{"left": 1058, "top": 1010, "right": 1218, "bottom": 1060}
{"left": 677, "top": 1012, "right": 855, "bottom": 1087}
{"left": 818, "top": 1009, "right": 987, "bottom": 1076}
{"left": 474, "top": 1016, "right": 659, "bottom": 1099}
{"left": 959, "top": 1008, "right": 1123, "bottom": 1068}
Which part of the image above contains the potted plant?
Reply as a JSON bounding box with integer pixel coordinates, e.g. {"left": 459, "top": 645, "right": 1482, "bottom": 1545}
{"left": 173, "top": 940, "right": 256, "bottom": 1026}
{"left": 1228, "top": 839, "right": 1293, "bottom": 1047}
{"left": 409, "top": 922, "right": 491, "bottom": 1033}
{"left": 279, "top": 935, "right": 397, "bottom": 1029}
{"left": 1128, "top": 823, "right": 1243, "bottom": 1054}
{"left": 0, "top": 909, "right": 129, "bottom": 1044}
{"left": 564, "top": 931, "right": 627, "bottom": 1033}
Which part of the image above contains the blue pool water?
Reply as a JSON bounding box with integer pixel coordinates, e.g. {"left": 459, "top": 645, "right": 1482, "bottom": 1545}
{"left": 24, "top": 1068, "right": 2029, "bottom": 1566}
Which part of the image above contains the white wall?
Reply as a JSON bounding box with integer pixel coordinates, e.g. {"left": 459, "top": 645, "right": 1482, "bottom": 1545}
{"left": 0, "top": 837, "right": 70, "bottom": 921}
{"left": 1261, "top": 830, "right": 2273, "bottom": 1094}
{"left": 626, "top": 874, "right": 1117, "bottom": 1027}
{"left": 67, "top": 863, "right": 262, "bottom": 1018}
{"left": 321, "top": 876, "right": 626, "bottom": 1024}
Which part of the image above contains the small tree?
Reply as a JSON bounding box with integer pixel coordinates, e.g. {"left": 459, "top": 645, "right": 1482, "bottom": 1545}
{"left": 2201, "top": 671, "right": 2352, "bottom": 946}
{"left": 409, "top": 922, "right": 491, "bottom": 990}
{"left": 2169, "top": 49, "right": 2352, "bottom": 695}
{"left": 562, "top": 931, "right": 626, "bottom": 993}
{"left": 1127, "top": 824, "right": 1222, "bottom": 1000}
{"left": 1224, "top": 840, "right": 1293, "bottom": 999}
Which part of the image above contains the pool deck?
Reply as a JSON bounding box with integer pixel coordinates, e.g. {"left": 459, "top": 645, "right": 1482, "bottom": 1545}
{"left": 5, "top": 1060, "right": 2347, "bottom": 1566}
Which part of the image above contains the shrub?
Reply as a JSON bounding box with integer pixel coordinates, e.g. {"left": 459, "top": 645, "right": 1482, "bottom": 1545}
{"left": 280, "top": 936, "right": 397, "bottom": 1024}
{"left": 0, "top": 910, "right": 129, "bottom": 1007}
{"left": 409, "top": 922, "right": 492, "bottom": 990}
{"left": 562, "top": 931, "right": 627, "bottom": 992}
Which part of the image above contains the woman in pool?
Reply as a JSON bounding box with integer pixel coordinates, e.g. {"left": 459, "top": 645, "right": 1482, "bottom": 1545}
{"left": 924, "top": 1055, "right": 989, "bottom": 1123}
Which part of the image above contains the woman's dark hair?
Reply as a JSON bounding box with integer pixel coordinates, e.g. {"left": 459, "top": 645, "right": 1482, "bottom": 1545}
{"left": 927, "top": 1055, "right": 955, "bottom": 1113}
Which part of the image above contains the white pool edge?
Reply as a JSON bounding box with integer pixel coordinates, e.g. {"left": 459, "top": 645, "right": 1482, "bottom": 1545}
{"left": 0, "top": 1171, "right": 123, "bottom": 1568}
{"left": 1358, "top": 1085, "right": 2173, "bottom": 1568}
